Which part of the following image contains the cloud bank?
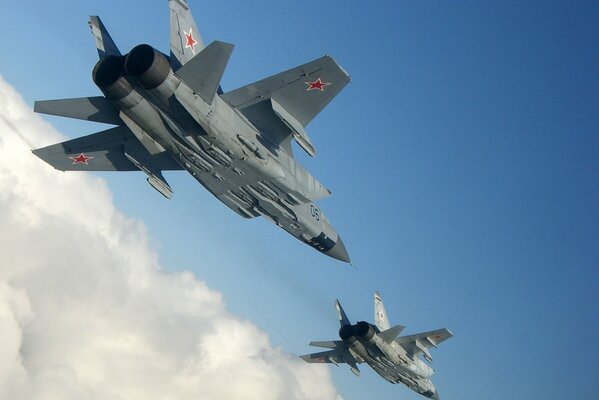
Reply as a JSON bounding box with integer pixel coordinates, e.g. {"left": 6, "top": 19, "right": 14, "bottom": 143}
{"left": 0, "top": 76, "right": 340, "bottom": 400}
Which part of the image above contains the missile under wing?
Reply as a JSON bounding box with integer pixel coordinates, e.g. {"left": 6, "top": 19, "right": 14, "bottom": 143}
{"left": 301, "top": 292, "right": 452, "bottom": 399}
{"left": 32, "top": 0, "right": 351, "bottom": 262}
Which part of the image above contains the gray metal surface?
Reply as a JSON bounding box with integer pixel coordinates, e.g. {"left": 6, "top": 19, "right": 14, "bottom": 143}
{"left": 32, "top": 0, "right": 351, "bottom": 262}
{"left": 300, "top": 292, "right": 452, "bottom": 399}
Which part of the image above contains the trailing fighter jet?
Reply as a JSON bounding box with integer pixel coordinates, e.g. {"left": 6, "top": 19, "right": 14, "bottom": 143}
{"left": 301, "top": 292, "right": 452, "bottom": 399}
{"left": 32, "top": 0, "right": 351, "bottom": 262}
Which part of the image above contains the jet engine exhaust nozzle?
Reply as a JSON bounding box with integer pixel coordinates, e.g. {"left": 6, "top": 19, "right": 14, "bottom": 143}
{"left": 92, "top": 55, "right": 132, "bottom": 100}
{"left": 339, "top": 321, "right": 376, "bottom": 343}
{"left": 354, "top": 321, "right": 376, "bottom": 341}
{"left": 339, "top": 324, "right": 354, "bottom": 342}
{"left": 125, "top": 44, "right": 171, "bottom": 89}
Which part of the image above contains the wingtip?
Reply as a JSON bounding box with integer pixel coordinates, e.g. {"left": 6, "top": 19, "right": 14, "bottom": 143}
{"left": 30, "top": 147, "right": 43, "bottom": 159}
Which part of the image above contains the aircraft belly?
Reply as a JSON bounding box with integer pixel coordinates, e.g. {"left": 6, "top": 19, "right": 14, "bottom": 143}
{"left": 117, "top": 65, "right": 345, "bottom": 259}
{"left": 124, "top": 83, "right": 305, "bottom": 225}
{"left": 176, "top": 141, "right": 309, "bottom": 228}
{"left": 367, "top": 357, "right": 423, "bottom": 387}
{"left": 172, "top": 130, "right": 313, "bottom": 219}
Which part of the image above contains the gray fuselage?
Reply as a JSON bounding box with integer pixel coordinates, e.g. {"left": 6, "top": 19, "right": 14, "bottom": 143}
{"left": 93, "top": 46, "right": 349, "bottom": 262}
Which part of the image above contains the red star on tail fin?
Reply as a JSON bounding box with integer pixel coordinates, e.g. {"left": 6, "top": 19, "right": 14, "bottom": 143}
{"left": 184, "top": 28, "right": 198, "bottom": 54}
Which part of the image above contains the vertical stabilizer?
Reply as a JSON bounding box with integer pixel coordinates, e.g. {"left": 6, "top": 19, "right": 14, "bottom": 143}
{"left": 175, "top": 41, "right": 233, "bottom": 105}
{"left": 374, "top": 291, "right": 391, "bottom": 331}
{"left": 335, "top": 300, "right": 351, "bottom": 327}
{"left": 169, "top": 0, "right": 205, "bottom": 70}
{"left": 89, "top": 16, "right": 121, "bottom": 58}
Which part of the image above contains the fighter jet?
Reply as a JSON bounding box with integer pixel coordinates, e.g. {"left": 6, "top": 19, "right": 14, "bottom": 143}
{"left": 301, "top": 292, "right": 452, "bottom": 399}
{"left": 32, "top": 0, "right": 351, "bottom": 262}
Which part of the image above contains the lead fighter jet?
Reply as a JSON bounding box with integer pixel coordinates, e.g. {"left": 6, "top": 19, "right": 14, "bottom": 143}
{"left": 301, "top": 292, "right": 452, "bottom": 399}
{"left": 33, "top": 0, "right": 351, "bottom": 262}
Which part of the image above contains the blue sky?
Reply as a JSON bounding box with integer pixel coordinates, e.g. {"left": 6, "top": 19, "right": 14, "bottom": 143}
{"left": 1, "top": 1, "right": 598, "bottom": 399}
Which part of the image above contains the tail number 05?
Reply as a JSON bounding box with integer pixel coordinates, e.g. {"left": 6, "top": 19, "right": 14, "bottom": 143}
{"left": 310, "top": 205, "right": 320, "bottom": 221}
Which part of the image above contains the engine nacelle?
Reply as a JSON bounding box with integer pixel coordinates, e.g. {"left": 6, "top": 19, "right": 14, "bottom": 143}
{"left": 339, "top": 321, "right": 376, "bottom": 344}
{"left": 125, "top": 44, "right": 173, "bottom": 90}
{"left": 92, "top": 55, "right": 133, "bottom": 100}
{"left": 354, "top": 321, "right": 376, "bottom": 342}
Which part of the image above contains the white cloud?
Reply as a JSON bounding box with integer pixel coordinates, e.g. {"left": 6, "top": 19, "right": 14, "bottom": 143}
{"left": 0, "top": 76, "right": 341, "bottom": 400}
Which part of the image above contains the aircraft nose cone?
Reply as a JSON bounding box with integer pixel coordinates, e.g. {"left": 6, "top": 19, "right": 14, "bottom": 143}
{"left": 325, "top": 235, "right": 351, "bottom": 263}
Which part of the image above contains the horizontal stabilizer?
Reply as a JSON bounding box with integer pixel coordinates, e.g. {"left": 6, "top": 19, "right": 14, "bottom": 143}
{"left": 379, "top": 324, "right": 406, "bottom": 344}
{"left": 32, "top": 126, "right": 183, "bottom": 172}
{"left": 89, "top": 16, "right": 121, "bottom": 58}
{"left": 34, "top": 97, "right": 121, "bottom": 125}
{"left": 309, "top": 340, "right": 344, "bottom": 349}
{"left": 175, "top": 40, "right": 234, "bottom": 105}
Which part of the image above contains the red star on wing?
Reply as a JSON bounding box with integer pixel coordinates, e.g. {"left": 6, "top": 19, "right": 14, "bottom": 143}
{"left": 184, "top": 28, "right": 198, "bottom": 54}
{"left": 305, "top": 78, "right": 330, "bottom": 91}
{"left": 70, "top": 153, "right": 94, "bottom": 165}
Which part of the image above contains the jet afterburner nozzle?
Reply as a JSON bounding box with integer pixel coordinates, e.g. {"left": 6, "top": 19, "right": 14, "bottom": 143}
{"left": 92, "top": 55, "right": 133, "bottom": 100}
{"left": 339, "top": 321, "right": 376, "bottom": 343}
{"left": 125, "top": 44, "right": 172, "bottom": 89}
{"left": 339, "top": 324, "right": 354, "bottom": 342}
{"left": 354, "top": 321, "right": 376, "bottom": 342}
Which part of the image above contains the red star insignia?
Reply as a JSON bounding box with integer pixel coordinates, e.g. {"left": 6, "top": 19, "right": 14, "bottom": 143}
{"left": 184, "top": 28, "right": 198, "bottom": 54}
{"left": 70, "top": 153, "right": 94, "bottom": 165}
{"left": 305, "top": 78, "right": 330, "bottom": 91}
